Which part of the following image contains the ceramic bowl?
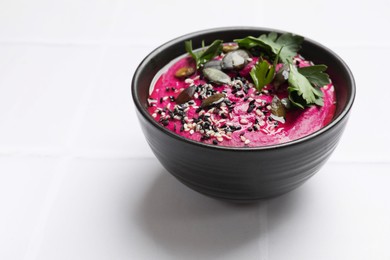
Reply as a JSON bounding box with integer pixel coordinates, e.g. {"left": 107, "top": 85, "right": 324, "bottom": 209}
{"left": 131, "top": 27, "right": 355, "bottom": 201}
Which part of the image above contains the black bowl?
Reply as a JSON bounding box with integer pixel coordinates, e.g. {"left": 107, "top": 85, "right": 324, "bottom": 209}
{"left": 131, "top": 27, "right": 355, "bottom": 201}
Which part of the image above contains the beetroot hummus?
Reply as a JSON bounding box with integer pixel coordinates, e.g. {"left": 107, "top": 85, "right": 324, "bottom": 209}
{"left": 147, "top": 34, "right": 336, "bottom": 147}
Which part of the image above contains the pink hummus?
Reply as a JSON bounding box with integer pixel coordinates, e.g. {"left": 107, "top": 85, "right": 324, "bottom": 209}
{"left": 147, "top": 53, "right": 336, "bottom": 147}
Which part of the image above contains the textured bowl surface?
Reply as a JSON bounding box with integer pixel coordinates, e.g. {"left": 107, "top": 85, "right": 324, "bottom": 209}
{"left": 132, "top": 27, "right": 355, "bottom": 201}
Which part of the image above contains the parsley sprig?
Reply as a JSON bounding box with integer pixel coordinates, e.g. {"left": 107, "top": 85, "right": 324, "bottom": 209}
{"left": 184, "top": 33, "right": 331, "bottom": 109}
{"left": 235, "top": 32, "right": 330, "bottom": 108}
{"left": 185, "top": 40, "right": 222, "bottom": 69}
{"left": 249, "top": 48, "right": 281, "bottom": 91}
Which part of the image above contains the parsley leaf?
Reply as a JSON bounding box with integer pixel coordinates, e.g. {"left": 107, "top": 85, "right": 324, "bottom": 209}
{"left": 250, "top": 60, "right": 275, "bottom": 92}
{"left": 233, "top": 36, "right": 273, "bottom": 53}
{"left": 185, "top": 40, "right": 222, "bottom": 68}
{"left": 235, "top": 32, "right": 304, "bottom": 63}
{"left": 249, "top": 48, "right": 282, "bottom": 91}
{"left": 287, "top": 64, "right": 324, "bottom": 108}
{"left": 298, "top": 65, "right": 331, "bottom": 87}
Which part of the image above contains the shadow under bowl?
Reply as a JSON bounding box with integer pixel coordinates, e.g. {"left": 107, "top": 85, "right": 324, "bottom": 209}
{"left": 132, "top": 27, "right": 355, "bottom": 201}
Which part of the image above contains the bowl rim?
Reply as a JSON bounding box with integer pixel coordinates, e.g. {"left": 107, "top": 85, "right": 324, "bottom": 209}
{"left": 131, "top": 26, "right": 356, "bottom": 151}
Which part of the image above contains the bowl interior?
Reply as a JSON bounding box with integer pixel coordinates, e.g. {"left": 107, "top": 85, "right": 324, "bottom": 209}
{"left": 132, "top": 27, "right": 355, "bottom": 147}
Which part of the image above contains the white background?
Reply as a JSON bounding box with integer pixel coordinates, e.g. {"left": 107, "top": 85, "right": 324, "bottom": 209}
{"left": 1, "top": 0, "right": 390, "bottom": 259}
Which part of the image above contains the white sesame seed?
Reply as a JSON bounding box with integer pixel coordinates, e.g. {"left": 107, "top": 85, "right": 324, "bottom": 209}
{"left": 240, "top": 118, "right": 249, "bottom": 125}
{"left": 222, "top": 134, "right": 232, "bottom": 140}
{"left": 205, "top": 112, "right": 211, "bottom": 117}
{"left": 259, "top": 120, "right": 265, "bottom": 126}
{"left": 198, "top": 110, "right": 205, "bottom": 116}
{"left": 189, "top": 129, "right": 194, "bottom": 135}
{"left": 147, "top": 98, "right": 157, "bottom": 104}
{"left": 263, "top": 90, "right": 269, "bottom": 94}
{"left": 185, "top": 78, "right": 194, "bottom": 84}
{"left": 217, "top": 136, "right": 223, "bottom": 142}
{"left": 244, "top": 139, "right": 251, "bottom": 145}
{"left": 163, "top": 96, "right": 169, "bottom": 101}
{"left": 256, "top": 109, "right": 263, "bottom": 116}
{"left": 255, "top": 99, "right": 262, "bottom": 103}
{"left": 184, "top": 107, "right": 190, "bottom": 112}
{"left": 266, "top": 105, "right": 272, "bottom": 110}
{"left": 248, "top": 97, "right": 254, "bottom": 102}
{"left": 194, "top": 93, "right": 199, "bottom": 99}
{"left": 247, "top": 57, "right": 253, "bottom": 62}
{"left": 152, "top": 113, "right": 157, "bottom": 118}
{"left": 200, "top": 130, "right": 205, "bottom": 134}
{"left": 240, "top": 135, "right": 247, "bottom": 142}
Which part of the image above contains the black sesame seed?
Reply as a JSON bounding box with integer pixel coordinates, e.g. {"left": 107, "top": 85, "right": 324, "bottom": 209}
{"left": 247, "top": 127, "right": 253, "bottom": 132}
{"left": 180, "top": 125, "right": 184, "bottom": 132}
{"left": 247, "top": 104, "right": 255, "bottom": 113}
{"left": 243, "top": 96, "right": 249, "bottom": 102}
{"left": 162, "top": 119, "right": 169, "bottom": 126}
{"left": 213, "top": 140, "right": 218, "bottom": 145}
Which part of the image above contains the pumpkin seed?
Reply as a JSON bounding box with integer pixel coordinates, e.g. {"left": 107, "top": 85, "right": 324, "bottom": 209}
{"left": 174, "top": 66, "right": 195, "bottom": 78}
{"left": 204, "top": 60, "right": 222, "bottom": 70}
{"left": 222, "top": 43, "right": 239, "bottom": 53}
{"left": 201, "top": 93, "right": 225, "bottom": 108}
{"left": 221, "top": 50, "right": 250, "bottom": 70}
{"left": 175, "top": 85, "right": 196, "bottom": 104}
{"left": 270, "top": 95, "right": 286, "bottom": 123}
{"left": 203, "top": 68, "right": 231, "bottom": 85}
{"left": 273, "top": 65, "right": 289, "bottom": 89}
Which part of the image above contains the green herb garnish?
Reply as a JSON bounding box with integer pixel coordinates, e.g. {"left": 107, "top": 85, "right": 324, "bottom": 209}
{"left": 298, "top": 65, "right": 331, "bottom": 87}
{"left": 249, "top": 47, "right": 281, "bottom": 91}
{"left": 185, "top": 40, "right": 222, "bottom": 69}
{"left": 235, "top": 32, "right": 304, "bottom": 63}
{"left": 184, "top": 32, "right": 331, "bottom": 109}
{"left": 287, "top": 64, "right": 325, "bottom": 108}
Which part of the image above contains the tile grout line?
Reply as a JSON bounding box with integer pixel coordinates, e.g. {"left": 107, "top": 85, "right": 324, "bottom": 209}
{"left": 22, "top": 1, "right": 125, "bottom": 258}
